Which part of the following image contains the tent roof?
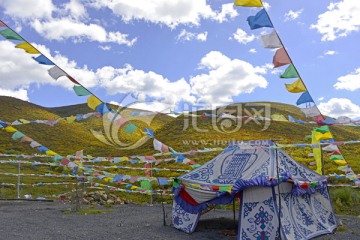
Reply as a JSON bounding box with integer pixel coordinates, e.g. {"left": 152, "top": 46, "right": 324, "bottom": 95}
{"left": 179, "top": 140, "right": 326, "bottom": 191}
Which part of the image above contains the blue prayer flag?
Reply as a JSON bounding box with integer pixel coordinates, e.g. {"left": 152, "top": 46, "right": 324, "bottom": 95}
{"left": 32, "top": 54, "right": 54, "bottom": 65}
{"left": 247, "top": 9, "right": 273, "bottom": 30}
{"left": 296, "top": 91, "right": 314, "bottom": 105}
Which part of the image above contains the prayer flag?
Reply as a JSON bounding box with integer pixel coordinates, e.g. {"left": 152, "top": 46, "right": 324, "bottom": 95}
{"left": 324, "top": 117, "right": 338, "bottom": 125}
{"left": 296, "top": 91, "right": 313, "bottom": 105}
{"left": 37, "top": 146, "right": 49, "bottom": 152}
{"left": 0, "top": 20, "right": 6, "bottom": 27}
{"left": 96, "top": 103, "right": 111, "bottom": 115}
{"left": 311, "top": 130, "right": 322, "bottom": 174}
{"left": 73, "top": 85, "right": 91, "bottom": 96}
{"left": 314, "top": 125, "right": 329, "bottom": 133}
{"left": 141, "top": 180, "right": 152, "bottom": 190}
{"left": 0, "top": 28, "right": 23, "bottom": 41}
{"left": 330, "top": 155, "right": 344, "bottom": 160}
{"left": 144, "top": 128, "right": 154, "bottom": 138}
{"left": 45, "top": 150, "right": 57, "bottom": 156}
{"left": 322, "top": 144, "right": 338, "bottom": 152}
{"left": 32, "top": 54, "right": 53, "bottom": 65}
{"left": 280, "top": 64, "right": 298, "bottom": 78}
{"left": 87, "top": 95, "right": 102, "bottom": 110}
{"left": 315, "top": 131, "right": 333, "bottom": 141}
{"left": 260, "top": 30, "right": 282, "bottom": 48}
{"left": 48, "top": 66, "right": 66, "bottom": 80}
{"left": 15, "top": 42, "right": 40, "bottom": 54}
{"left": 30, "top": 141, "right": 42, "bottom": 148}
{"left": 4, "top": 126, "right": 17, "bottom": 132}
{"left": 247, "top": 9, "right": 273, "bottom": 30}
{"left": 11, "top": 131, "right": 25, "bottom": 140}
{"left": 234, "top": 0, "right": 263, "bottom": 7}
{"left": 66, "top": 116, "right": 77, "bottom": 123}
{"left": 20, "top": 136, "right": 33, "bottom": 142}
{"left": 270, "top": 114, "right": 288, "bottom": 121}
{"left": 301, "top": 106, "right": 321, "bottom": 117}
{"left": 285, "top": 79, "right": 306, "bottom": 93}
{"left": 273, "top": 48, "right": 291, "bottom": 68}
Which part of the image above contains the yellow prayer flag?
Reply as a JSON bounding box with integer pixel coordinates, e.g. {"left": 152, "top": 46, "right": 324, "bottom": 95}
{"left": 4, "top": 126, "right": 17, "bottom": 133}
{"left": 311, "top": 130, "right": 322, "bottom": 174}
{"left": 285, "top": 79, "right": 306, "bottom": 93}
{"left": 314, "top": 131, "right": 333, "bottom": 141}
{"left": 271, "top": 114, "right": 288, "bottom": 122}
{"left": 333, "top": 160, "right": 347, "bottom": 165}
{"left": 15, "top": 42, "right": 41, "bottom": 54}
{"left": 87, "top": 95, "right": 102, "bottom": 110}
{"left": 45, "top": 150, "right": 57, "bottom": 156}
{"left": 234, "top": 0, "right": 263, "bottom": 7}
{"left": 66, "top": 116, "right": 77, "bottom": 123}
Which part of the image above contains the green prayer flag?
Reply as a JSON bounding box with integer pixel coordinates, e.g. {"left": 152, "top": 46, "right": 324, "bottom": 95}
{"left": 73, "top": 85, "right": 91, "bottom": 96}
{"left": 53, "top": 155, "right": 63, "bottom": 161}
{"left": 280, "top": 64, "right": 299, "bottom": 78}
{"left": 11, "top": 131, "right": 25, "bottom": 140}
{"left": 330, "top": 154, "right": 344, "bottom": 160}
{"left": 305, "top": 135, "right": 312, "bottom": 139}
{"left": 314, "top": 125, "right": 330, "bottom": 133}
{"left": 172, "top": 179, "right": 180, "bottom": 188}
{"left": 0, "top": 28, "right": 23, "bottom": 41}
{"left": 124, "top": 123, "right": 138, "bottom": 134}
{"left": 140, "top": 180, "right": 152, "bottom": 190}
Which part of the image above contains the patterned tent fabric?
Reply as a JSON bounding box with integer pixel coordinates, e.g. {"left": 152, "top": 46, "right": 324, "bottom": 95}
{"left": 172, "top": 140, "right": 337, "bottom": 238}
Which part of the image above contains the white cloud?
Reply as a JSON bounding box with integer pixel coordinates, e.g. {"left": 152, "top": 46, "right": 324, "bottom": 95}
{"left": 99, "top": 45, "right": 112, "bottom": 51}
{"left": 0, "top": 88, "right": 29, "bottom": 101}
{"left": 61, "top": 0, "right": 88, "bottom": 20}
{"left": 97, "top": 64, "right": 196, "bottom": 106}
{"left": 334, "top": 68, "right": 360, "bottom": 91}
{"left": 31, "top": 19, "right": 137, "bottom": 46}
{"left": 190, "top": 51, "right": 268, "bottom": 106}
{"left": 324, "top": 50, "right": 338, "bottom": 55}
{"left": 318, "top": 98, "right": 360, "bottom": 119}
{"left": 177, "top": 29, "right": 207, "bottom": 42}
{"left": 0, "top": 0, "right": 55, "bottom": 19}
{"left": 284, "top": 9, "right": 303, "bottom": 22}
{"left": 231, "top": 28, "right": 255, "bottom": 44}
{"left": 88, "top": 0, "right": 237, "bottom": 28}
{"left": 311, "top": 0, "right": 360, "bottom": 41}
{"left": 249, "top": 48, "right": 257, "bottom": 53}
{"left": 318, "top": 97, "right": 324, "bottom": 101}
{"left": 212, "top": 3, "right": 238, "bottom": 23}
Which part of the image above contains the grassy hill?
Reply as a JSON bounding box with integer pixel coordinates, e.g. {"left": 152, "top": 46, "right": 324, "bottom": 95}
{"left": 1, "top": 96, "right": 359, "bottom": 211}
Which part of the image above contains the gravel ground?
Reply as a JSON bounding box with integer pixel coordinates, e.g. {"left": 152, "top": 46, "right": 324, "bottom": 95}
{"left": 0, "top": 201, "right": 359, "bottom": 240}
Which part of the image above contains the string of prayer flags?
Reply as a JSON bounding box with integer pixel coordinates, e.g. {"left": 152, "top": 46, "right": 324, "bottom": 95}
{"left": 247, "top": 9, "right": 273, "bottom": 30}
{"left": 73, "top": 85, "right": 91, "bottom": 96}
{"left": 32, "top": 54, "right": 54, "bottom": 65}
{"left": 296, "top": 91, "right": 313, "bottom": 105}
{"left": 15, "top": 42, "right": 40, "bottom": 54}
{"left": 0, "top": 28, "right": 23, "bottom": 41}
{"left": 280, "top": 64, "right": 299, "bottom": 78}
{"left": 234, "top": 0, "right": 263, "bottom": 7}
{"left": 260, "top": 30, "right": 282, "bottom": 48}
{"left": 87, "top": 95, "right": 102, "bottom": 110}
{"left": 48, "top": 66, "right": 67, "bottom": 80}
{"left": 273, "top": 48, "right": 291, "bottom": 68}
{"left": 285, "top": 79, "right": 306, "bottom": 93}
{"left": 301, "top": 106, "right": 321, "bottom": 117}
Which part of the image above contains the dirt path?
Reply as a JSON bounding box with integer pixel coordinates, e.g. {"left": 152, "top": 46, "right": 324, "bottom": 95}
{"left": 0, "top": 201, "right": 358, "bottom": 240}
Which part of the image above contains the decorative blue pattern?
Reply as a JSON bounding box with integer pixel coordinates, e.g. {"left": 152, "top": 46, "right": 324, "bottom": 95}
{"left": 255, "top": 206, "right": 273, "bottom": 230}
{"left": 243, "top": 202, "right": 259, "bottom": 217}
{"left": 218, "top": 153, "right": 250, "bottom": 184}
{"left": 182, "top": 162, "right": 214, "bottom": 183}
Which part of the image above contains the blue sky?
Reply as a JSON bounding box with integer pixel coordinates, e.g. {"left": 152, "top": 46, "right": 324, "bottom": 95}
{"left": 0, "top": 0, "right": 359, "bottom": 119}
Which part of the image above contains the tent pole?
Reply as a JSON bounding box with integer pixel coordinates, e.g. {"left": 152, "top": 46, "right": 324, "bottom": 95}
{"left": 275, "top": 148, "right": 282, "bottom": 240}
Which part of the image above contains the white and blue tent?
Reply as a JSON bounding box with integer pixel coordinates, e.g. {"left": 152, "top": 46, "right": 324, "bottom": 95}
{"left": 172, "top": 140, "right": 337, "bottom": 239}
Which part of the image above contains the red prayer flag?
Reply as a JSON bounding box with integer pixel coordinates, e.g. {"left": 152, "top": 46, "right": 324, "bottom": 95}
{"left": 273, "top": 47, "right": 291, "bottom": 68}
